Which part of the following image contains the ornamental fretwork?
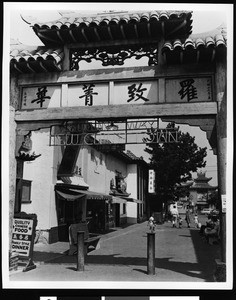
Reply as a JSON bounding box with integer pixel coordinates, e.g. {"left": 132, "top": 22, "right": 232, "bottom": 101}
{"left": 70, "top": 44, "right": 158, "bottom": 70}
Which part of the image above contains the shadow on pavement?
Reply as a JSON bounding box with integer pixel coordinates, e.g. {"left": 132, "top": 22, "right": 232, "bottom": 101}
{"left": 189, "top": 228, "right": 221, "bottom": 281}
{"left": 42, "top": 252, "right": 214, "bottom": 281}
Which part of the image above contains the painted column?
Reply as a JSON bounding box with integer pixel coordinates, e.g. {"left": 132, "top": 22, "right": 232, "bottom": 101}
{"left": 9, "top": 73, "right": 19, "bottom": 250}
{"left": 215, "top": 58, "right": 227, "bottom": 263}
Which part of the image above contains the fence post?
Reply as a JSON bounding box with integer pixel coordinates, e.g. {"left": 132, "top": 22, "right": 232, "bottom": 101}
{"left": 147, "top": 232, "right": 155, "bottom": 275}
{"left": 77, "top": 231, "right": 85, "bottom": 271}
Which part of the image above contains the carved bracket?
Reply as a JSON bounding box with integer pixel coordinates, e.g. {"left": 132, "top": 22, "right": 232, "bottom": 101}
{"left": 161, "top": 116, "right": 217, "bottom": 154}
{"left": 70, "top": 44, "right": 158, "bottom": 70}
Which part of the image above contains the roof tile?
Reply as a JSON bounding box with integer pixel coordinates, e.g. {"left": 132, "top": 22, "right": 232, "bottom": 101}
{"left": 10, "top": 41, "right": 64, "bottom": 73}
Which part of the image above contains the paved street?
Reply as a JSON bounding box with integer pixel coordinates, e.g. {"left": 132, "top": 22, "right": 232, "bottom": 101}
{"left": 9, "top": 214, "right": 221, "bottom": 284}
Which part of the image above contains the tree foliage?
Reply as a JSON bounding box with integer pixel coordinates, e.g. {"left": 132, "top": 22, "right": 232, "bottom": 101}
{"left": 207, "top": 190, "right": 219, "bottom": 207}
{"left": 145, "top": 122, "right": 207, "bottom": 202}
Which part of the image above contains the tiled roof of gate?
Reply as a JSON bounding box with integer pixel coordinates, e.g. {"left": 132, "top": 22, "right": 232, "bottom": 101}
{"left": 22, "top": 10, "right": 193, "bottom": 46}
{"left": 162, "top": 24, "right": 227, "bottom": 64}
{"left": 10, "top": 20, "right": 227, "bottom": 73}
{"left": 10, "top": 39, "right": 64, "bottom": 73}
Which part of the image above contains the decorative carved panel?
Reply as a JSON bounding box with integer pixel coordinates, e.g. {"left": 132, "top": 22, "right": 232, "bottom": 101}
{"left": 70, "top": 44, "right": 158, "bottom": 70}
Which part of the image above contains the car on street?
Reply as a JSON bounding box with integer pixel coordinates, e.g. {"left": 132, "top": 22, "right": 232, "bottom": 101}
{"left": 200, "top": 208, "right": 212, "bottom": 215}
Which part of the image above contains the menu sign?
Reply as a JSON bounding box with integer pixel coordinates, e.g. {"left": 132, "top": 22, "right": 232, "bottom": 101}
{"left": 12, "top": 218, "right": 34, "bottom": 257}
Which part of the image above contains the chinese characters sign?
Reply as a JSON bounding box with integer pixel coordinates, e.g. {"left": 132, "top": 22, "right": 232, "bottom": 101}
{"left": 113, "top": 81, "right": 158, "bottom": 105}
{"left": 21, "top": 86, "right": 61, "bottom": 109}
{"left": 68, "top": 83, "right": 108, "bottom": 106}
{"left": 11, "top": 218, "right": 34, "bottom": 257}
{"left": 148, "top": 169, "right": 156, "bottom": 194}
{"left": 21, "top": 77, "right": 213, "bottom": 109}
{"left": 166, "top": 77, "right": 212, "bottom": 103}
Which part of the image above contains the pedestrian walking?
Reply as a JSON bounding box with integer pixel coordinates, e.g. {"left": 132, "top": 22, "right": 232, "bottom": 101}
{"left": 185, "top": 207, "right": 191, "bottom": 228}
{"left": 172, "top": 213, "right": 178, "bottom": 227}
{"left": 194, "top": 213, "right": 199, "bottom": 228}
{"left": 178, "top": 216, "right": 183, "bottom": 228}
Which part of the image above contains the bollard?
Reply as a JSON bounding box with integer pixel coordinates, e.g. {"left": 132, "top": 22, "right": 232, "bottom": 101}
{"left": 77, "top": 231, "right": 85, "bottom": 271}
{"left": 147, "top": 232, "right": 155, "bottom": 275}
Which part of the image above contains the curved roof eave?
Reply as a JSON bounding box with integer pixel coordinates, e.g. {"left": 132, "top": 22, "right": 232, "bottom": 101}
{"left": 21, "top": 10, "right": 193, "bottom": 47}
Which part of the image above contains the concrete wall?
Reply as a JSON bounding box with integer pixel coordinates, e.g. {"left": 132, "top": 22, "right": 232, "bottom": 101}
{"left": 126, "top": 202, "right": 137, "bottom": 224}
{"left": 126, "top": 164, "right": 138, "bottom": 198}
{"left": 22, "top": 129, "right": 57, "bottom": 232}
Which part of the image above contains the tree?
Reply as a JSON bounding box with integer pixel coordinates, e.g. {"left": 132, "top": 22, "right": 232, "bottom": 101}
{"left": 207, "top": 190, "right": 219, "bottom": 208}
{"left": 145, "top": 122, "right": 207, "bottom": 210}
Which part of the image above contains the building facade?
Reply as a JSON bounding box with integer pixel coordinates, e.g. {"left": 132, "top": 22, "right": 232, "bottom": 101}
{"left": 17, "top": 128, "right": 148, "bottom": 243}
{"left": 189, "top": 171, "right": 217, "bottom": 210}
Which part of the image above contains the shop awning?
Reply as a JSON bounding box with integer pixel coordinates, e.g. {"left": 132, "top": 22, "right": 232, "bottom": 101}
{"left": 70, "top": 189, "right": 112, "bottom": 201}
{"left": 124, "top": 197, "right": 143, "bottom": 204}
{"left": 111, "top": 196, "right": 127, "bottom": 204}
{"left": 56, "top": 186, "right": 112, "bottom": 201}
{"left": 56, "top": 190, "right": 85, "bottom": 201}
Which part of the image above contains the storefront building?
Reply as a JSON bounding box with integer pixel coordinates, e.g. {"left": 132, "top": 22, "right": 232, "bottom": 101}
{"left": 17, "top": 127, "right": 148, "bottom": 243}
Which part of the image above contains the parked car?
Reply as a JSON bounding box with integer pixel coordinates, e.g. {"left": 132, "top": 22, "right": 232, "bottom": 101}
{"left": 200, "top": 208, "right": 212, "bottom": 215}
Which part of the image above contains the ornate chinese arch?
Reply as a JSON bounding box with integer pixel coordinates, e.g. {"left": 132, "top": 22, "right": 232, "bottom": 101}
{"left": 10, "top": 10, "right": 227, "bottom": 262}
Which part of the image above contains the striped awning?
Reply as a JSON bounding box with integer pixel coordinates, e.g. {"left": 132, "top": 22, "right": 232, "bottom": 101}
{"left": 111, "top": 196, "right": 127, "bottom": 204}
{"left": 56, "top": 190, "right": 85, "bottom": 201}
{"left": 55, "top": 186, "right": 112, "bottom": 201}
{"left": 125, "top": 197, "right": 143, "bottom": 204}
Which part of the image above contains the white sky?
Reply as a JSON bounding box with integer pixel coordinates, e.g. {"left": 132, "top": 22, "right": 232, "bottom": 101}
{"left": 5, "top": 3, "right": 233, "bottom": 186}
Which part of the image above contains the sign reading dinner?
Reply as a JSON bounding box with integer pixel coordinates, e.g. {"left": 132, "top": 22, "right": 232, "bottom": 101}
{"left": 11, "top": 218, "right": 34, "bottom": 257}
{"left": 21, "top": 77, "right": 212, "bottom": 109}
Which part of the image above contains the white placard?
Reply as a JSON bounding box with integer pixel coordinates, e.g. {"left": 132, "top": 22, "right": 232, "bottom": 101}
{"left": 221, "top": 194, "right": 226, "bottom": 212}
{"left": 11, "top": 218, "right": 34, "bottom": 256}
{"left": 148, "top": 169, "right": 156, "bottom": 193}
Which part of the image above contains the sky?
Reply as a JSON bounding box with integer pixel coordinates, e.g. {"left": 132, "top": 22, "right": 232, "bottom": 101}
{"left": 5, "top": 3, "right": 233, "bottom": 186}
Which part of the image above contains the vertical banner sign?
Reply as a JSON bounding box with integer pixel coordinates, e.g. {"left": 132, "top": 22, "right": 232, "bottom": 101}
{"left": 148, "top": 169, "right": 156, "bottom": 194}
{"left": 221, "top": 194, "right": 226, "bottom": 213}
{"left": 11, "top": 217, "right": 37, "bottom": 271}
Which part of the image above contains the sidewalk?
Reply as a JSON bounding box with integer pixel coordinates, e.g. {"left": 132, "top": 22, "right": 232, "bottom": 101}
{"left": 9, "top": 219, "right": 221, "bottom": 283}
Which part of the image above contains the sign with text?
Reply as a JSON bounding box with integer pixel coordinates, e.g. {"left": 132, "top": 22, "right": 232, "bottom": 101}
{"left": 166, "top": 77, "right": 212, "bottom": 103}
{"left": 21, "top": 86, "right": 61, "bottom": 109}
{"left": 148, "top": 169, "right": 156, "bottom": 194}
{"left": 67, "top": 83, "right": 109, "bottom": 106}
{"left": 221, "top": 194, "right": 226, "bottom": 213}
{"left": 21, "top": 76, "right": 213, "bottom": 109}
{"left": 113, "top": 81, "right": 158, "bottom": 105}
{"left": 50, "top": 119, "right": 179, "bottom": 146}
{"left": 11, "top": 218, "right": 34, "bottom": 257}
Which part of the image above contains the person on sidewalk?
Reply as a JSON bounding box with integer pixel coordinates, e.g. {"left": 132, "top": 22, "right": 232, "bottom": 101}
{"left": 185, "top": 207, "right": 191, "bottom": 228}
{"left": 194, "top": 213, "right": 199, "bottom": 228}
{"left": 178, "top": 216, "right": 183, "bottom": 228}
{"left": 172, "top": 213, "right": 178, "bottom": 227}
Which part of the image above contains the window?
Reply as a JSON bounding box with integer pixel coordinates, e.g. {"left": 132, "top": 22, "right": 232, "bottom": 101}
{"left": 21, "top": 180, "right": 32, "bottom": 203}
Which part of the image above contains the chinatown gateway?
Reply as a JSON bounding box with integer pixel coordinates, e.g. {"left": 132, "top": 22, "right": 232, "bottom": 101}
{"left": 8, "top": 8, "right": 228, "bottom": 281}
